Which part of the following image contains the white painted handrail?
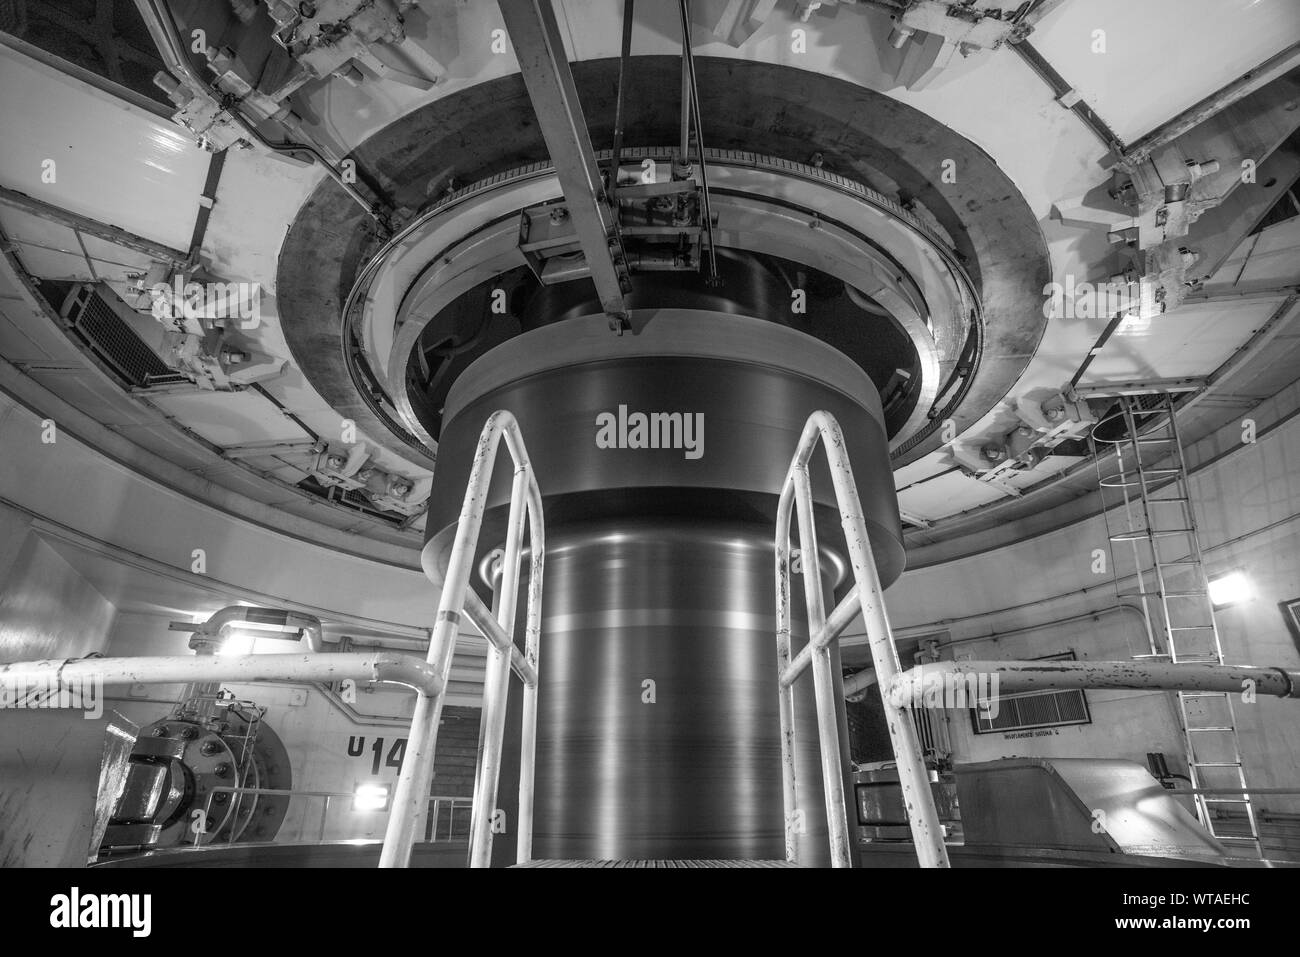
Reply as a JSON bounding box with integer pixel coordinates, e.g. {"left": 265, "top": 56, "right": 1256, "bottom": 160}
{"left": 774, "top": 410, "right": 949, "bottom": 868}
{"left": 379, "top": 410, "right": 544, "bottom": 869}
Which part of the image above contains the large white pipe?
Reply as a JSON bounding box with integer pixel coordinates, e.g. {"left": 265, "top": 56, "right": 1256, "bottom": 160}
{"left": 0, "top": 653, "right": 443, "bottom": 696}
{"left": 886, "top": 659, "right": 1300, "bottom": 704}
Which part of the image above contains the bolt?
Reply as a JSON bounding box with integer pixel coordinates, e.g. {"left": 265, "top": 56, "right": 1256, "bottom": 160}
{"left": 180, "top": 726, "right": 199, "bottom": 740}
{"left": 549, "top": 207, "right": 568, "bottom": 225}
{"left": 200, "top": 741, "right": 221, "bottom": 756}
{"left": 215, "top": 763, "right": 232, "bottom": 778}
{"left": 214, "top": 791, "right": 229, "bottom": 803}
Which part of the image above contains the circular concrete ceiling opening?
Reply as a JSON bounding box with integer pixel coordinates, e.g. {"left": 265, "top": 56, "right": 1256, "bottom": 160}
{"left": 276, "top": 57, "right": 1050, "bottom": 470}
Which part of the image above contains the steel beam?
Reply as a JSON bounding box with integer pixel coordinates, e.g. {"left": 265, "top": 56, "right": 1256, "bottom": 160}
{"left": 0, "top": 185, "right": 188, "bottom": 265}
{"left": 498, "top": 0, "right": 630, "bottom": 330}
{"left": 1121, "top": 40, "right": 1300, "bottom": 168}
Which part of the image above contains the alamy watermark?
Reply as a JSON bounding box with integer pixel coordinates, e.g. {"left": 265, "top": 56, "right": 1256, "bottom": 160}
{"left": 50, "top": 888, "right": 151, "bottom": 937}
{"left": 150, "top": 275, "right": 262, "bottom": 329}
{"left": 595, "top": 405, "right": 704, "bottom": 460}
{"left": 0, "top": 673, "right": 103, "bottom": 719}
{"left": 886, "top": 666, "right": 1001, "bottom": 720}
{"left": 1043, "top": 276, "right": 1157, "bottom": 321}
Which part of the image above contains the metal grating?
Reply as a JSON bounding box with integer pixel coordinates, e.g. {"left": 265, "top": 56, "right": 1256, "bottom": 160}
{"left": 973, "top": 688, "right": 1090, "bottom": 733}
{"left": 62, "top": 285, "right": 187, "bottom": 389}
{"left": 513, "top": 859, "right": 797, "bottom": 868}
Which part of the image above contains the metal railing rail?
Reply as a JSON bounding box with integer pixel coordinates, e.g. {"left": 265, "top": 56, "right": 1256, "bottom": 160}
{"left": 192, "top": 787, "right": 473, "bottom": 846}
{"left": 774, "top": 410, "right": 950, "bottom": 868}
{"left": 379, "top": 410, "right": 544, "bottom": 869}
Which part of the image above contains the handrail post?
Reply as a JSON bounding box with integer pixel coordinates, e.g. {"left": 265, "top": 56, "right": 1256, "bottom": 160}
{"left": 774, "top": 482, "right": 801, "bottom": 864}
{"left": 379, "top": 410, "right": 545, "bottom": 869}
{"left": 775, "top": 410, "right": 950, "bottom": 869}
{"left": 792, "top": 467, "right": 853, "bottom": 868}
{"left": 469, "top": 464, "right": 530, "bottom": 867}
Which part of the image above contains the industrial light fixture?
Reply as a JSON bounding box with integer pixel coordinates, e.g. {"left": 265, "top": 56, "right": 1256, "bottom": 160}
{"left": 215, "top": 630, "right": 259, "bottom": 656}
{"left": 214, "top": 627, "right": 305, "bottom": 656}
{"left": 1208, "top": 571, "right": 1253, "bottom": 608}
{"left": 353, "top": 784, "right": 390, "bottom": 812}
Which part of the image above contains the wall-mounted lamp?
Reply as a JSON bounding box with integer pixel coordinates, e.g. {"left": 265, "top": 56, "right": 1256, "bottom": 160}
{"left": 1208, "top": 571, "right": 1253, "bottom": 608}
{"left": 353, "top": 784, "right": 390, "bottom": 813}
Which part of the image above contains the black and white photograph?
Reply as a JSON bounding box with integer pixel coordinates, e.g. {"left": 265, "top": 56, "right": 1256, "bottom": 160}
{"left": 0, "top": 0, "right": 1297, "bottom": 933}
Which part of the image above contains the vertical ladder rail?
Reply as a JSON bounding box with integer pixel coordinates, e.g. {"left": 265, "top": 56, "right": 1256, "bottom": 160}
{"left": 1092, "top": 431, "right": 1161, "bottom": 656}
{"left": 1161, "top": 394, "right": 1262, "bottom": 855}
{"left": 774, "top": 410, "right": 949, "bottom": 868}
{"left": 1091, "top": 391, "right": 1261, "bottom": 857}
{"left": 379, "top": 410, "right": 545, "bottom": 869}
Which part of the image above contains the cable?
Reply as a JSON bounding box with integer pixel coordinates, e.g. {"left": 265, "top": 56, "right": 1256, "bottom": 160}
{"left": 677, "top": 0, "right": 718, "bottom": 281}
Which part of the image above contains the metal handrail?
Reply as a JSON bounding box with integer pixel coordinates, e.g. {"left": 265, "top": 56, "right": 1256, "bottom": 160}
{"left": 194, "top": 787, "right": 473, "bottom": 846}
{"left": 774, "top": 410, "right": 949, "bottom": 868}
{"left": 379, "top": 410, "right": 545, "bottom": 868}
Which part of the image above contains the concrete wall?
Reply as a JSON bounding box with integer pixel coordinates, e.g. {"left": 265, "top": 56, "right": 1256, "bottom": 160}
{"left": 0, "top": 501, "right": 116, "bottom": 663}
{"left": 0, "top": 498, "right": 120, "bottom": 866}
{"left": 872, "top": 398, "right": 1300, "bottom": 821}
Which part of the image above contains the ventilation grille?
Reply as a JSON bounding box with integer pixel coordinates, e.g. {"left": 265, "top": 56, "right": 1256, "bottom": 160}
{"left": 63, "top": 285, "right": 187, "bottom": 389}
{"left": 973, "top": 688, "right": 1090, "bottom": 733}
{"left": 971, "top": 651, "right": 1091, "bottom": 734}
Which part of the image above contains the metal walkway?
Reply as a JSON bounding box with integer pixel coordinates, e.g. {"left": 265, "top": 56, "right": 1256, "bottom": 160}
{"left": 514, "top": 859, "right": 797, "bottom": 868}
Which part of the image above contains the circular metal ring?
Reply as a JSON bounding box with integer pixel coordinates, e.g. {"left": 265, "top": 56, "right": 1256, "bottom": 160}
{"left": 342, "top": 148, "right": 982, "bottom": 461}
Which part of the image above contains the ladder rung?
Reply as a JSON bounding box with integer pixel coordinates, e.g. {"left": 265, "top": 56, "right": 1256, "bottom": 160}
{"left": 1202, "top": 798, "right": 1251, "bottom": 804}
{"left": 1110, "top": 529, "right": 1195, "bottom": 541}
{"left": 1191, "top": 762, "right": 1244, "bottom": 768}
{"left": 1117, "top": 591, "right": 1206, "bottom": 599}
{"left": 1181, "top": 692, "right": 1230, "bottom": 698}
{"left": 1159, "top": 560, "right": 1203, "bottom": 566}
{"left": 1214, "top": 836, "right": 1260, "bottom": 844}
{"left": 1186, "top": 726, "right": 1236, "bottom": 732}
{"left": 1099, "top": 471, "right": 1183, "bottom": 488}
{"left": 1168, "top": 625, "right": 1216, "bottom": 631}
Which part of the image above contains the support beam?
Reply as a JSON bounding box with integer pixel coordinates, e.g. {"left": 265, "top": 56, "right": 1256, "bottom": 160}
{"left": 499, "top": 0, "right": 630, "bottom": 331}
{"left": 1120, "top": 40, "right": 1300, "bottom": 168}
{"left": 0, "top": 185, "right": 188, "bottom": 265}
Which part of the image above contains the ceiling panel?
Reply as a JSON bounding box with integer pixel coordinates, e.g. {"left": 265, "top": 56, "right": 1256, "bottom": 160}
{"left": 1032, "top": 0, "right": 1300, "bottom": 145}
{"left": 1080, "top": 297, "right": 1287, "bottom": 383}
{"left": 0, "top": 44, "right": 208, "bottom": 253}
{"left": 897, "top": 468, "right": 1009, "bottom": 521}
{"left": 145, "top": 389, "right": 316, "bottom": 448}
